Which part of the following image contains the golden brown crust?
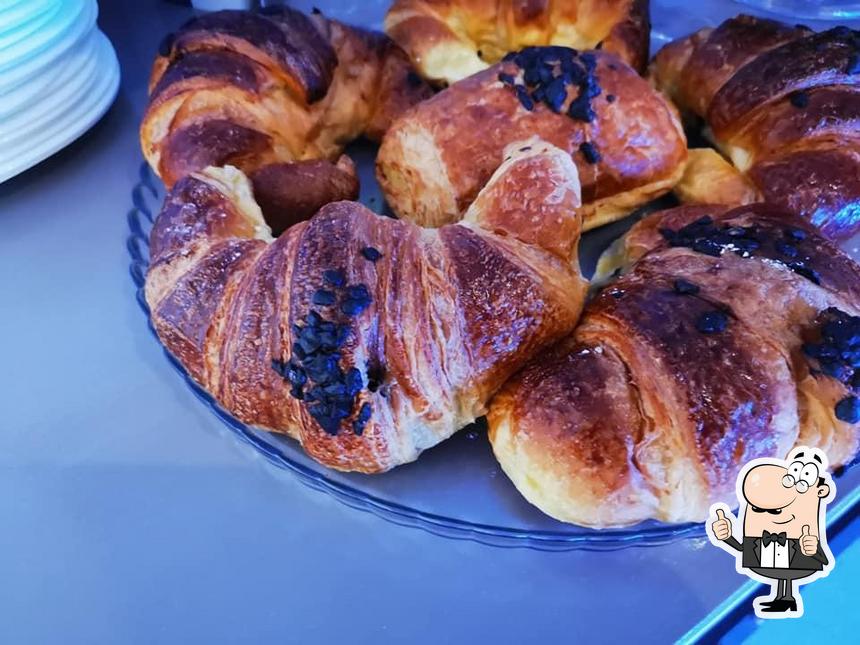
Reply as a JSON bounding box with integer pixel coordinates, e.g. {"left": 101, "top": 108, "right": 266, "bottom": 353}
{"left": 146, "top": 144, "right": 587, "bottom": 473}
{"left": 673, "top": 148, "right": 759, "bottom": 207}
{"left": 652, "top": 17, "right": 860, "bottom": 239}
{"left": 488, "top": 339, "right": 659, "bottom": 527}
{"left": 161, "top": 9, "right": 337, "bottom": 103}
{"left": 489, "top": 202, "right": 860, "bottom": 525}
{"left": 708, "top": 27, "right": 860, "bottom": 140}
{"left": 141, "top": 7, "right": 432, "bottom": 228}
{"left": 668, "top": 16, "right": 808, "bottom": 119}
{"left": 377, "top": 50, "right": 686, "bottom": 231}
{"left": 248, "top": 156, "right": 359, "bottom": 235}
{"left": 749, "top": 147, "right": 860, "bottom": 241}
{"left": 601, "top": 0, "right": 650, "bottom": 75}
{"left": 384, "top": 0, "right": 650, "bottom": 85}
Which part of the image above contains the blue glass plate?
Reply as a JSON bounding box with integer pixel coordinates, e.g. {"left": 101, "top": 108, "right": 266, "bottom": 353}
{"left": 127, "top": 146, "right": 716, "bottom": 550}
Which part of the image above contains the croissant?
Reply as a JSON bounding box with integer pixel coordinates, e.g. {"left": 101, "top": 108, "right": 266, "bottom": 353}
{"left": 652, "top": 16, "right": 860, "bottom": 240}
{"left": 145, "top": 140, "right": 587, "bottom": 473}
{"left": 384, "top": 0, "right": 650, "bottom": 85}
{"left": 377, "top": 46, "right": 686, "bottom": 231}
{"left": 140, "top": 6, "right": 432, "bottom": 233}
{"left": 488, "top": 203, "right": 860, "bottom": 526}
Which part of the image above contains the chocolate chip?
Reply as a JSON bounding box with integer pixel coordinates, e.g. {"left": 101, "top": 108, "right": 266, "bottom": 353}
{"left": 821, "top": 360, "right": 853, "bottom": 382}
{"left": 731, "top": 237, "right": 760, "bottom": 255}
{"left": 501, "top": 47, "right": 602, "bottom": 123}
{"left": 361, "top": 246, "right": 382, "bottom": 262}
{"left": 291, "top": 342, "right": 307, "bottom": 360}
{"left": 835, "top": 396, "right": 860, "bottom": 423}
{"left": 693, "top": 239, "right": 723, "bottom": 257}
{"left": 353, "top": 402, "right": 372, "bottom": 435}
{"left": 775, "top": 241, "right": 798, "bottom": 258}
{"left": 788, "top": 262, "right": 821, "bottom": 285}
{"left": 543, "top": 77, "right": 567, "bottom": 112}
{"left": 270, "top": 358, "right": 285, "bottom": 377}
{"left": 606, "top": 94, "right": 616, "bottom": 103}
{"left": 673, "top": 279, "right": 700, "bottom": 295}
{"left": 323, "top": 269, "right": 345, "bottom": 287}
{"left": 290, "top": 385, "right": 305, "bottom": 400}
{"left": 516, "top": 85, "right": 534, "bottom": 110}
{"left": 312, "top": 289, "right": 336, "bottom": 306}
{"left": 341, "top": 292, "right": 371, "bottom": 316}
{"left": 285, "top": 363, "right": 307, "bottom": 387}
{"left": 366, "top": 364, "right": 385, "bottom": 391}
{"left": 345, "top": 368, "right": 363, "bottom": 396}
{"left": 789, "top": 91, "right": 809, "bottom": 109}
{"left": 579, "top": 141, "right": 601, "bottom": 164}
{"left": 696, "top": 310, "right": 728, "bottom": 334}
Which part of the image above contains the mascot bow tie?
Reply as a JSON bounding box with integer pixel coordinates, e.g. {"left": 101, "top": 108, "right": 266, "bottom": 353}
{"left": 762, "top": 530, "right": 787, "bottom": 547}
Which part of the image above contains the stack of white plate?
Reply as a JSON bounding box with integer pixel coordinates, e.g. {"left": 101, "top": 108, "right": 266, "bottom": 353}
{"left": 0, "top": 0, "right": 120, "bottom": 183}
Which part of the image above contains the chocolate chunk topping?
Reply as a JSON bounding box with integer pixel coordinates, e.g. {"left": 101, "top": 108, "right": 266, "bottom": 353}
{"left": 803, "top": 308, "right": 860, "bottom": 422}
{"left": 323, "top": 268, "right": 345, "bottom": 287}
{"left": 340, "top": 284, "right": 372, "bottom": 316}
{"left": 500, "top": 47, "right": 602, "bottom": 122}
{"left": 361, "top": 246, "right": 382, "bottom": 262}
{"left": 789, "top": 91, "right": 809, "bottom": 109}
{"left": 579, "top": 141, "right": 601, "bottom": 164}
{"left": 515, "top": 85, "right": 534, "bottom": 111}
{"left": 312, "top": 289, "right": 336, "bottom": 306}
{"left": 787, "top": 262, "right": 821, "bottom": 285}
{"left": 775, "top": 241, "right": 798, "bottom": 258}
{"left": 271, "top": 269, "right": 380, "bottom": 436}
{"left": 836, "top": 396, "right": 860, "bottom": 423}
{"left": 353, "top": 402, "right": 372, "bottom": 435}
{"left": 659, "top": 221, "right": 823, "bottom": 286}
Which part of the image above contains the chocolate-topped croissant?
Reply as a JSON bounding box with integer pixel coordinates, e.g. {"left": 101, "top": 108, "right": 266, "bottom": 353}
{"left": 377, "top": 46, "right": 686, "bottom": 231}
{"left": 652, "top": 16, "right": 860, "bottom": 239}
{"left": 140, "top": 6, "right": 432, "bottom": 233}
{"left": 489, "top": 203, "right": 860, "bottom": 526}
{"left": 145, "top": 140, "right": 587, "bottom": 473}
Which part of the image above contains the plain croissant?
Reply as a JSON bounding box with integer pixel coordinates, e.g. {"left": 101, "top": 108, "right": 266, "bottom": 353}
{"left": 145, "top": 140, "right": 587, "bottom": 473}
{"left": 140, "top": 6, "right": 432, "bottom": 233}
{"left": 489, "top": 203, "right": 860, "bottom": 527}
{"left": 652, "top": 15, "right": 860, "bottom": 240}
{"left": 384, "top": 0, "right": 650, "bottom": 85}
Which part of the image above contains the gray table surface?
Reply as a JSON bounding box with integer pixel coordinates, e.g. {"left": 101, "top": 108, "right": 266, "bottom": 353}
{"left": 2, "top": 1, "right": 859, "bottom": 642}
